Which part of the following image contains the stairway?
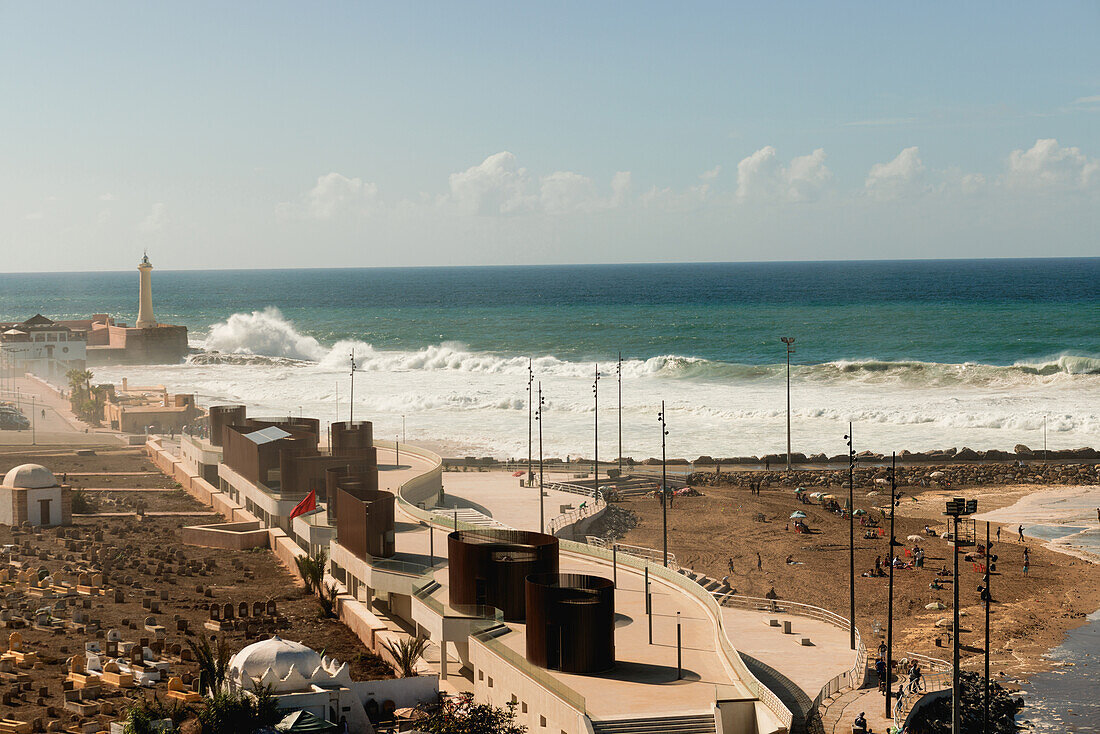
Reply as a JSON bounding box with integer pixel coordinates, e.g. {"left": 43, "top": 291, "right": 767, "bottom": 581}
{"left": 590, "top": 714, "right": 716, "bottom": 734}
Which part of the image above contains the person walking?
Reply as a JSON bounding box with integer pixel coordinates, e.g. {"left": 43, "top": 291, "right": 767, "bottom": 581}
{"left": 997, "top": 526, "right": 1001, "bottom": 542}
{"left": 756, "top": 551, "right": 762, "bottom": 570}
{"left": 728, "top": 557, "right": 735, "bottom": 576}
{"left": 1018, "top": 524, "right": 1025, "bottom": 542}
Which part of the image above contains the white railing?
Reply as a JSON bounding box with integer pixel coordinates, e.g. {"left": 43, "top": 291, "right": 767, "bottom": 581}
{"left": 716, "top": 592, "right": 866, "bottom": 722}
{"left": 546, "top": 497, "right": 605, "bottom": 536}
{"left": 893, "top": 652, "right": 952, "bottom": 727}
{"left": 394, "top": 455, "right": 792, "bottom": 731}
{"left": 587, "top": 538, "right": 679, "bottom": 570}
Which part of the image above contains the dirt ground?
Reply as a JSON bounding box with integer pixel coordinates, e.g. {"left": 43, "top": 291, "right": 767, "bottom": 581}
{"left": 0, "top": 448, "right": 390, "bottom": 731}
{"left": 610, "top": 480, "right": 1100, "bottom": 681}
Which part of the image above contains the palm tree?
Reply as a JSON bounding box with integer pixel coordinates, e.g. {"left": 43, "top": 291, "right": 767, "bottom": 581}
{"left": 294, "top": 548, "right": 327, "bottom": 594}
{"left": 187, "top": 634, "right": 232, "bottom": 695}
{"left": 381, "top": 633, "right": 430, "bottom": 677}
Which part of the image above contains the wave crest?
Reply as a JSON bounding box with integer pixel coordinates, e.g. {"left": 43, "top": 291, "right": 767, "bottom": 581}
{"left": 197, "top": 309, "right": 1099, "bottom": 387}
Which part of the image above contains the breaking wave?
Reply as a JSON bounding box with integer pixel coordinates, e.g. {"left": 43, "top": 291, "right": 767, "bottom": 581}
{"left": 195, "top": 308, "right": 1100, "bottom": 388}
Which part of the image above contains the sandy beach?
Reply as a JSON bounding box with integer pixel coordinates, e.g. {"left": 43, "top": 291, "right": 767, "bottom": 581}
{"left": 605, "top": 477, "right": 1100, "bottom": 682}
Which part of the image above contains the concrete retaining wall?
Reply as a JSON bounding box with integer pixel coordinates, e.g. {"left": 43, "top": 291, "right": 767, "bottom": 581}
{"left": 181, "top": 521, "right": 269, "bottom": 550}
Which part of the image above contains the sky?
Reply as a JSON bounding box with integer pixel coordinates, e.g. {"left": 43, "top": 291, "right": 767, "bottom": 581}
{"left": 1, "top": 1, "right": 1099, "bottom": 272}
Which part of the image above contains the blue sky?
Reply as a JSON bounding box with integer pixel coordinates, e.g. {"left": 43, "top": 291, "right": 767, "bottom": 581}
{"left": 2, "top": 1, "right": 1098, "bottom": 270}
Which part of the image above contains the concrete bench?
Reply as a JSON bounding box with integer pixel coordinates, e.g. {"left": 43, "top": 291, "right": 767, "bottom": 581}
{"left": 766, "top": 618, "right": 780, "bottom": 627}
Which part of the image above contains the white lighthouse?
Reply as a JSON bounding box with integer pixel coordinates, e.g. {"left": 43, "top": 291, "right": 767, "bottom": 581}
{"left": 136, "top": 253, "right": 157, "bottom": 329}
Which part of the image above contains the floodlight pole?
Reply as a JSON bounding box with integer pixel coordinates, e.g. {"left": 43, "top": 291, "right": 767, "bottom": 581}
{"left": 593, "top": 364, "right": 600, "bottom": 484}
{"left": 782, "top": 337, "right": 795, "bottom": 473}
{"left": 846, "top": 423, "right": 856, "bottom": 650}
{"left": 528, "top": 358, "right": 534, "bottom": 486}
{"left": 944, "top": 497, "right": 978, "bottom": 734}
{"left": 659, "top": 401, "right": 669, "bottom": 567}
{"left": 348, "top": 353, "right": 356, "bottom": 423}
{"left": 536, "top": 382, "right": 545, "bottom": 533}
{"left": 886, "top": 452, "right": 896, "bottom": 718}
{"left": 617, "top": 353, "right": 623, "bottom": 480}
{"left": 990, "top": 519, "right": 998, "bottom": 734}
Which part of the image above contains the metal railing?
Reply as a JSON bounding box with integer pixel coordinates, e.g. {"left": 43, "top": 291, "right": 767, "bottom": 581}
{"left": 715, "top": 592, "right": 866, "bottom": 720}
{"left": 546, "top": 497, "right": 605, "bottom": 536}
{"left": 587, "top": 538, "right": 679, "bottom": 570}
{"left": 396, "top": 450, "right": 792, "bottom": 729}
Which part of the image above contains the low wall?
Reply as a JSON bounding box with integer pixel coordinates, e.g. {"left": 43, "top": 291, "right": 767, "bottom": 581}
{"left": 352, "top": 675, "right": 440, "bottom": 710}
{"left": 182, "top": 521, "right": 269, "bottom": 550}
{"left": 376, "top": 439, "right": 442, "bottom": 507}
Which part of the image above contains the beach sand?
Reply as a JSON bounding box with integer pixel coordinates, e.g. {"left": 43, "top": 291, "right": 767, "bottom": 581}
{"left": 607, "top": 478, "right": 1100, "bottom": 681}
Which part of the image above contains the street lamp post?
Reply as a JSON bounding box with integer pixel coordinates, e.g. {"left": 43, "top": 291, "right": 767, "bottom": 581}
{"left": 658, "top": 401, "right": 669, "bottom": 567}
{"left": 781, "top": 337, "right": 795, "bottom": 472}
{"left": 31, "top": 395, "right": 36, "bottom": 445}
{"left": 844, "top": 423, "right": 856, "bottom": 650}
{"left": 944, "top": 497, "right": 979, "bottom": 734}
{"left": 886, "top": 452, "right": 898, "bottom": 718}
{"left": 983, "top": 521, "right": 993, "bottom": 734}
{"left": 592, "top": 364, "right": 601, "bottom": 485}
{"left": 527, "top": 359, "right": 534, "bottom": 486}
{"left": 535, "top": 382, "right": 545, "bottom": 533}
{"left": 617, "top": 353, "right": 623, "bottom": 480}
{"left": 348, "top": 353, "right": 356, "bottom": 423}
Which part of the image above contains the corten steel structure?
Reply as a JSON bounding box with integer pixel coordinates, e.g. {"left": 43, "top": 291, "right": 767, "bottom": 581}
{"left": 447, "top": 528, "right": 559, "bottom": 621}
{"left": 525, "top": 572, "right": 615, "bottom": 674}
{"left": 222, "top": 414, "right": 377, "bottom": 501}
{"left": 335, "top": 485, "right": 395, "bottom": 559}
{"left": 331, "top": 420, "right": 374, "bottom": 455}
{"left": 324, "top": 463, "right": 378, "bottom": 523}
{"left": 208, "top": 405, "right": 246, "bottom": 447}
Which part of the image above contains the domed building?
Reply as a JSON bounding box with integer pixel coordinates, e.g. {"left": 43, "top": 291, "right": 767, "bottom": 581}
{"left": 227, "top": 636, "right": 372, "bottom": 732}
{"left": 0, "top": 464, "right": 71, "bottom": 527}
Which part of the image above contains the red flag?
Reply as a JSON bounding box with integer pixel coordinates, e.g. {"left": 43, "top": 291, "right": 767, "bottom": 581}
{"left": 289, "top": 490, "right": 316, "bottom": 520}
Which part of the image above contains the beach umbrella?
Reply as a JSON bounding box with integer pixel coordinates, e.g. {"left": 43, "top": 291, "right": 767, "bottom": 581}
{"left": 907, "top": 534, "right": 924, "bottom": 542}
{"left": 790, "top": 511, "right": 807, "bottom": 519}
{"left": 853, "top": 509, "right": 866, "bottom": 516}
{"left": 809, "top": 492, "right": 824, "bottom": 499}
{"left": 823, "top": 494, "right": 836, "bottom": 500}
{"left": 795, "top": 486, "right": 805, "bottom": 493}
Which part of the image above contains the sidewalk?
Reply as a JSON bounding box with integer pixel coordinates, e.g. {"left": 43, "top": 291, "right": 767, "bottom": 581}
{"left": 0, "top": 376, "right": 119, "bottom": 446}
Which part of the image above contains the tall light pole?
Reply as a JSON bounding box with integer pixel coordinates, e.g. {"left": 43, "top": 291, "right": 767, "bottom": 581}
{"left": 31, "top": 394, "right": 36, "bottom": 445}
{"left": 944, "top": 497, "right": 978, "bottom": 734}
{"left": 781, "top": 337, "right": 795, "bottom": 473}
{"left": 844, "top": 423, "right": 856, "bottom": 650}
{"left": 982, "top": 521, "right": 993, "bottom": 734}
{"left": 535, "top": 382, "right": 545, "bottom": 533}
{"left": 885, "top": 451, "right": 897, "bottom": 719}
{"left": 592, "top": 364, "right": 601, "bottom": 485}
{"left": 348, "top": 353, "right": 356, "bottom": 423}
{"left": 527, "top": 359, "right": 534, "bottom": 486}
{"left": 658, "top": 401, "right": 669, "bottom": 567}
{"left": 617, "top": 352, "right": 623, "bottom": 480}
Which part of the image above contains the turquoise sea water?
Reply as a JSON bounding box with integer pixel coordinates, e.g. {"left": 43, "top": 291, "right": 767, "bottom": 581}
{"left": 1, "top": 259, "right": 1098, "bottom": 459}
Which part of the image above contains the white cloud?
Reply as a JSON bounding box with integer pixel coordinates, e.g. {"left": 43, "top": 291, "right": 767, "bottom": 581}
{"left": 699, "top": 165, "right": 721, "bottom": 181}
{"left": 865, "top": 147, "right": 929, "bottom": 199}
{"left": 305, "top": 173, "right": 378, "bottom": 219}
{"left": 736, "top": 146, "right": 831, "bottom": 202}
{"left": 539, "top": 171, "right": 599, "bottom": 215}
{"left": 137, "top": 202, "right": 167, "bottom": 233}
{"left": 447, "top": 152, "right": 536, "bottom": 216}
{"left": 1005, "top": 138, "right": 1098, "bottom": 189}
{"left": 609, "top": 171, "right": 632, "bottom": 207}
{"left": 1071, "top": 95, "right": 1100, "bottom": 106}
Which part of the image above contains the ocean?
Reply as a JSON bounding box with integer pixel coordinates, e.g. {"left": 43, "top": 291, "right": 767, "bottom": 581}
{"left": 1, "top": 259, "right": 1098, "bottom": 460}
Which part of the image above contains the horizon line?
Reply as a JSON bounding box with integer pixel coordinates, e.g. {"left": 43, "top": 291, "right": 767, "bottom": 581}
{"left": 3, "top": 254, "right": 1098, "bottom": 277}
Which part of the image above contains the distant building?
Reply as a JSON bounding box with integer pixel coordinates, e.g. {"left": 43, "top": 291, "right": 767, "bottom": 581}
{"left": 1, "top": 255, "right": 189, "bottom": 372}
{"left": 0, "top": 314, "right": 87, "bottom": 382}
{"left": 101, "top": 378, "right": 201, "bottom": 434}
{"left": 0, "top": 464, "right": 72, "bottom": 527}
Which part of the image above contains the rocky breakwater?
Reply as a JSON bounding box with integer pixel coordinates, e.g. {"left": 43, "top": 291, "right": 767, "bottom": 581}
{"left": 689, "top": 456, "right": 1100, "bottom": 490}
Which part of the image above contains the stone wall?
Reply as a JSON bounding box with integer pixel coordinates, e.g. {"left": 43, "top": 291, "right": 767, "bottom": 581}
{"left": 690, "top": 461, "right": 1100, "bottom": 489}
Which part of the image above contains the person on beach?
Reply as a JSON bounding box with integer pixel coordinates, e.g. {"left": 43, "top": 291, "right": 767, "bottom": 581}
{"left": 1023, "top": 560, "right": 1029, "bottom": 575}
{"left": 756, "top": 551, "right": 762, "bottom": 570}
{"left": 997, "top": 526, "right": 1001, "bottom": 542}
{"left": 1018, "top": 524, "right": 1025, "bottom": 541}
{"left": 728, "top": 557, "right": 735, "bottom": 576}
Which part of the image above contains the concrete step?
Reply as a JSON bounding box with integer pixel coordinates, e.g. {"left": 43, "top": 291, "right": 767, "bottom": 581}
{"left": 591, "top": 714, "right": 716, "bottom": 734}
